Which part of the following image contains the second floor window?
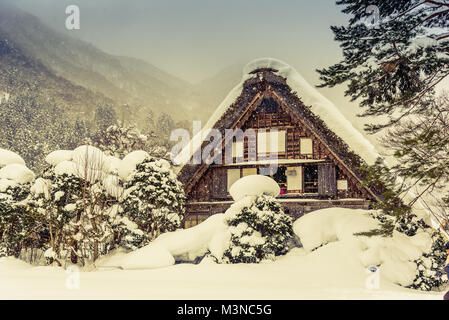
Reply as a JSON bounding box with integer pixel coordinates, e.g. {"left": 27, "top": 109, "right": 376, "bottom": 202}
{"left": 257, "top": 130, "right": 286, "bottom": 154}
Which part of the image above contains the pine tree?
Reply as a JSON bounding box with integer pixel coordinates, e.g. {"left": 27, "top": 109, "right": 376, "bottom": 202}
{"left": 94, "top": 105, "right": 117, "bottom": 132}
{"left": 0, "top": 92, "right": 90, "bottom": 172}
{"left": 213, "top": 195, "right": 294, "bottom": 264}
{"left": 88, "top": 125, "right": 148, "bottom": 159}
{"left": 318, "top": 0, "right": 448, "bottom": 132}
{"left": 318, "top": 0, "right": 449, "bottom": 224}
{"left": 120, "top": 157, "right": 185, "bottom": 250}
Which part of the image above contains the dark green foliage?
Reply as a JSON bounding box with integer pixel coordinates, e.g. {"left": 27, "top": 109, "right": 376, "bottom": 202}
{"left": 0, "top": 183, "right": 44, "bottom": 258}
{"left": 88, "top": 125, "right": 148, "bottom": 158}
{"left": 318, "top": 0, "right": 448, "bottom": 132}
{"left": 357, "top": 158, "right": 411, "bottom": 236}
{"left": 0, "top": 92, "right": 91, "bottom": 173}
{"left": 94, "top": 105, "right": 118, "bottom": 132}
{"left": 216, "top": 195, "right": 294, "bottom": 264}
{"left": 120, "top": 157, "right": 186, "bottom": 250}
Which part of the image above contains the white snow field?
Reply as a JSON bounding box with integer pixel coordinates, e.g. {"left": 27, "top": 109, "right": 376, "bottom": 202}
{"left": 0, "top": 207, "right": 446, "bottom": 300}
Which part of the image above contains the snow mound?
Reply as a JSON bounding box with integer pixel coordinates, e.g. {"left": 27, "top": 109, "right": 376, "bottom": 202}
{"left": 118, "top": 150, "right": 149, "bottom": 180}
{"left": 72, "top": 145, "right": 105, "bottom": 170}
{"left": 0, "top": 164, "right": 35, "bottom": 184}
{"left": 293, "top": 208, "right": 379, "bottom": 251}
{"left": 229, "top": 175, "right": 280, "bottom": 201}
{"left": 106, "top": 214, "right": 227, "bottom": 267}
{"left": 0, "top": 149, "right": 25, "bottom": 168}
{"left": 30, "top": 178, "right": 51, "bottom": 199}
{"left": 293, "top": 208, "right": 434, "bottom": 287}
{"left": 119, "top": 246, "right": 175, "bottom": 270}
{"left": 103, "top": 174, "right": 123, "bottom": 198}
{"left": 0, "top": 178, "right": 17, "bottom": 192}
{"left": 152, "top": 214, "right": 227, "bottom": 261}
{"left": 45, "top": 150, "right": 73, "bottom": 166}
{"left": 104, "top": 156, "right": 121, "bottom": 174}
{"left": 54, "top": 160, "right": 78, "bottom": 176}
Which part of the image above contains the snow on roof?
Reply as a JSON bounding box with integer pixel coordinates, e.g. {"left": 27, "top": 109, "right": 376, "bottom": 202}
{"left": 175, "top": 58, "right": 379, "bottom": 167}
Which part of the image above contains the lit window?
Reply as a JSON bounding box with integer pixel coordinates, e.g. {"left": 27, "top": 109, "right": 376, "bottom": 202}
{"left": 286, "top": 167, "right": 302, "bottom": 191}
{"left": 257, "top": 130, "right": 286, "bottom": 154}
{"left": 337, "top": 180, "right": 348, "bottom": 190}
{"left": 300, "top": 138, "right": 313, "bottom": 155}
{"left": 232, "top": 141, "right": 244, "bottom": 158}
{"left": 242, "top": 168, "right": 257, "bottom": 177}
{"left": 227, "top": 169, "right": 240, "bottom": 191}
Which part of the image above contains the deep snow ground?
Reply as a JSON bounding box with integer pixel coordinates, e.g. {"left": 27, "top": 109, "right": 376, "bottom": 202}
{"left": 0, "top": 246, "right": 444, "bottom": 300}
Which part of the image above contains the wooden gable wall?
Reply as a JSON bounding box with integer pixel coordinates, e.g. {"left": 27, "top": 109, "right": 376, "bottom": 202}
{"left": 187, "top": 91, "right": 373, "bottom": 202}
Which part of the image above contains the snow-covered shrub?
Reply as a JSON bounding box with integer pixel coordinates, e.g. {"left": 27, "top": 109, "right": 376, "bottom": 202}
{"left": 120, "top": 157, "right": 185, "bottom": 250}
{"left": 0, "top": 149, "right": 40, "bottom": 258}
{"left": 212, "top": 195, "right": 293, "bottom": 263}
{"left": 29, "top": 146, "right": 124, "bottom": 265}
{"left": 0, "top": 183, "right": 36, "bottom": 257}
{"left": 367, "top": 211, "right": 448, "bottom": 291}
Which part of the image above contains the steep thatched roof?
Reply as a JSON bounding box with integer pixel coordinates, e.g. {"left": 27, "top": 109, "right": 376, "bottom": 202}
{"left": 178, "top": 67, "right": 381, "bottom": 200}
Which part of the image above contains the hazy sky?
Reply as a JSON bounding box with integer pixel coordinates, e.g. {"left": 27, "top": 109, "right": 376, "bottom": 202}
{"left": 12, "top": 0, "right": 349, "bottom": 84}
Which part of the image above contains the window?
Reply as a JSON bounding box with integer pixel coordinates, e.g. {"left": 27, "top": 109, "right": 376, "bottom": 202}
{"left": 286, "top": 167, "right": 302, "bottom": 191}
{"left": 273, "top": 167, "right": 287, "bottom": 194}
{"left": 337, "top": 180, "right": 348, "bottom": 190}
{"left": 232, "top": 141, "right": 244, "bottom": 159}
{"left": 304, "top": 165, "right": 318, "bottom": 193}
{"left": 257, "top": 130, "right": 286, "bottom": 154}
{"left": 242, "top": 168, "right": 257, "bottom": 177}
{"left": 300, "top": 138, "right": 313, "bottom": 155}
{"left": 227, "top": 169, "right": 240, "bottom": 191}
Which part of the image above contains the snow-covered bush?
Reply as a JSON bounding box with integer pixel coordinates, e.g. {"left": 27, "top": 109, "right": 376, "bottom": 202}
{"left": 29, "top": 146, "right": 124, "bottom": 265}
{"left": 367, "top": 211, "right": 448, "bottom": 291}
{"left": 0, "top": 149, "right": 40, "bottom": 258}
{"left": 211, "top": 194, "right": 293, "bottom": 263}
{"left": 294, "top": 208, "right": 448, "bottom": 291}
{"left": 120, "top": 156, "right": 186, "bottom": 250}
{"left": 0, "top": 183, "right": 36, "bottom": 257}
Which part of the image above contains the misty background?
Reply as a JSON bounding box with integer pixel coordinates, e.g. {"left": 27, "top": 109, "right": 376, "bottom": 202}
{"left": 0, "top": 0, "right": 382, "bottom": 170}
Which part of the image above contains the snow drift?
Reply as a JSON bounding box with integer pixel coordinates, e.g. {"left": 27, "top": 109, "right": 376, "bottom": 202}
{"left": 293, "top": 208, "right": 434, "bottom": 287}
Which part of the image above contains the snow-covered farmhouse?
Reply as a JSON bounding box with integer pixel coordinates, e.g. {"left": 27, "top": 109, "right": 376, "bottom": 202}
{"left": 177, "top": 59, "right": 382, "bottom": 227}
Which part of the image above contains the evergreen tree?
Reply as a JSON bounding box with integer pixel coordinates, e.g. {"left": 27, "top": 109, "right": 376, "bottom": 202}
{"left": 120, "top": 157, "right": 185, "bottom": 250}
{"left": 94, "top": 105, "right": 117, "bottom": 132}
{"left": 213, "top": 195, "right": 294, "bottom": 263}
{"left": 0, "top": 92, "right": 90, "bottom": 172}
{"left": 318, "top": 0, "right": 449, "bottom": 224}
{"left": 318, "top": 0, "right": 448, "bottom": 132}
{"left": 88, "top": 125, "right": 148, "bottom": 159}
{"left": 0, "top": 183, "right": 40, "bottom": 258}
